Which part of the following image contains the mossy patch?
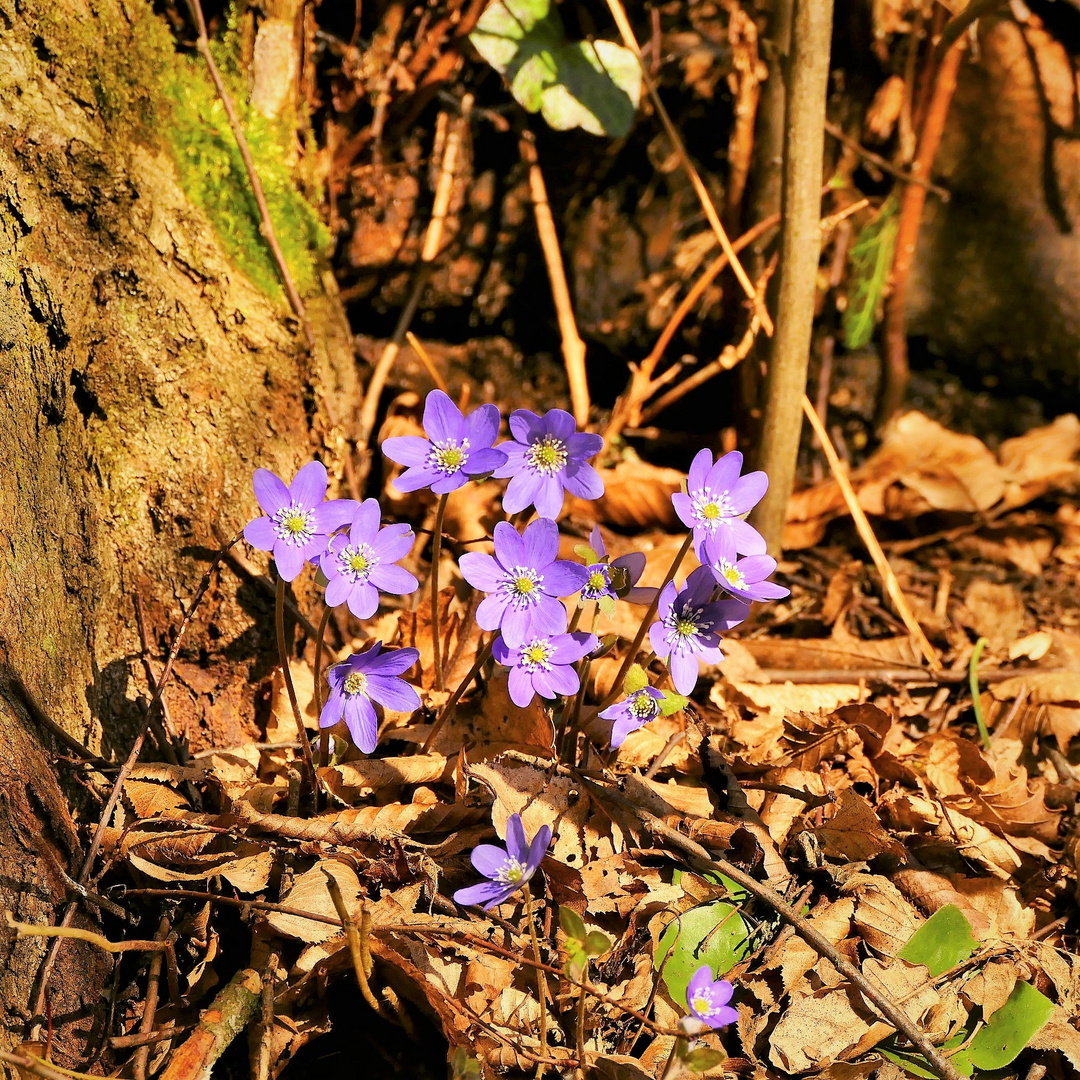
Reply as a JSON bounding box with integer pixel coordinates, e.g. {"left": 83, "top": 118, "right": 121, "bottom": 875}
{"left": 28, "top": 0, "right": 327, "bottom": 301}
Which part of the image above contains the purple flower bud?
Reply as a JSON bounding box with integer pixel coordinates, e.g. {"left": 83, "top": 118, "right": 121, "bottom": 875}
{"left": 649, "top": 566, "right": 748, "bottom": 695}
{"left": 493, "top": 408, "right": 604, "bottom": 519}
{"left": 243, "top": 461, "right": 357, "bottom": 582}
{"left": 382, "top": 390, "right": 507, "bottom": 495}
{"left": 320, "top": 641, "right": 420, "bottom": 753}
{"left": 671, "top": 449, "right": 768, "bottom": 565}
{"left": 684, "top": 966, "right": 738, "bottom": 1030}
{"left": 323, "top": 499, "right": 420, "bottom": 618}
{"left": 459, "top": 518, "right": 589, "bottom": 647}
{"left": 453, "top": 813, "right": 551, "bottom": 910}
{"left": 491, "top": 631, "right": 598, "bottom": 708}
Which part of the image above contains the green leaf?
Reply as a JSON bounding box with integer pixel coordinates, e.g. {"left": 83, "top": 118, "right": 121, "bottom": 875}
{"left": 898, "top": 905, "right": 978, "bottom": 978}
{"left": 878, "top": 1042, "right": 973, "bottom": 1079}
{"left": 624, "top": 664, "right": 649, "bottom": 694}
{"left": 598, "top": 595, "right": 617, "bottom": 618}
{"left": 657, "top": 691, "right": 689, "bottom": 716}
{"left": 574, "top": 543, "right": 600, "bottom": 565}
{"left": 559, "top": 905, "right": 586, "bottom": 942}
{"left": 679, "top": 1047, "right": 727, "bottom": 1073}
{"left": 469, "top": 0, "right": 641, "bottom": 138}
{"left": 584, "top": 930, "right": 612, "bottom": 956}
{"left": 842, "top": 194, "right": 899, "bottom": 350}
{"left": 966, "top": 981, "right": 1054, "bottom": 1070}
{"left": 564, "top": 946, "right": 587, "bottom": 981}
{"left": 654, "top": 901, "right": 752, "bottom": 1008}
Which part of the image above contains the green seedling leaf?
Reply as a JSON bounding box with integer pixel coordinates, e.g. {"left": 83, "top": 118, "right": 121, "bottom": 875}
{"left": 658, "top": 691, "right": 690, "bottom": 716}
{"left": 470, "top": 0, "right": 641, "bottom": 137}
{"left": 679, "top": 1046, "right": 727, "bottom": 1073}
{"left": 559, "top": 905, "right": 586, "bottom": 941}
{"left": 878, "top": 1040, "right": 974, "bottom": 1079}
{"left": 898, "top": 905, "right": 978, "bottom": 977}
{"left": 598, "top": 594, "right": 617, "bottom": 618}
{"left": 574, "top": 543, "right": 600, "bottom": 564}
{"left": 585, "top": 931, "right": 611, "bottom": 956}
{"left": 655, "top": 901, "right": 751, "bottom": 1008}
{"left": 842, "top": 194, "right": 899, "bottom": 350}
{"left": 965, "top": 981, "right": 1054, "bottom": 1070}
{"left": 624, "top": 664, "right": 649, "bottom": 694}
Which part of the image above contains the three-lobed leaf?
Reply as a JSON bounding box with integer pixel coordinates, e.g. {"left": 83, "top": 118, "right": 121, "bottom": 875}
{"left": 897, "top": 904, "right": 978, "bottom": 977}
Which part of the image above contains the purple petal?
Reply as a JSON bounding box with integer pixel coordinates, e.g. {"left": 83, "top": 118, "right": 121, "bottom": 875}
{"left": 717, "top": 599, "right": 751, "bottom": 630}
{"left": 464, "top": 402, "right": 501, "bottom": 449}
{"left": 471, "top": 843, "right": 512, "bottom": 879}
{"left": 543, "top": 408, "right": 576, "bottom": 441}
{"left": 532, "top": 476, "right": 566, "bottom": 520}
{"left": 669, "top": 651, "right": 700, "bottom": 695}
{"left": 702, "top": 528, "right": 737, "bottom": 565}
{"left": 289, "top": 461, "right": 328, "bottom": 509}
{"left": 705, "top": 450, "right": 743, "bottom": 494}
{"left": 476, "top": 594, "right": 509, "bottom": 633}
{"left": 321, "top": 499, "right": 360, "bottom": 532}
{"left": 728, "top": 517, "right": 767, "bottom": 556}
{"left": 526, "top": 825, "right": 551, "bottom": 874}
{"left": 253, "top": 469, "right": 290, "bottom": 515}
{"left": 362, "top": 646, "right": 419, "bottom": 677}
{"left": 711, "top": 980, "right": 734, "bottom": 1007}
{"left": 649, "top": 619, "right": 670, "bottom": 658}
{"left": 273, "top": 543, "right": 307, "bottom": 582}
{"left": 599, "top": 699, "right": 632, "bottom": 723}
{"left": 324, "top": 574, "right": 352, "bottom": 608}
{"left": 491, "top": 443, "right": 527, "bottom": 479}
{"left": 588, "top": 526, "right": 606, "bottom": 558}
{"left": 350, "top": 498, "right": 382, "bottom": 543}
{"left": 505, "top": 814, "right": 529, "bottom": 862}
{"left": 729, "top": 471, "right": 768, "bottom": 514}
{"left": 365, "top": 674, "right": 421, "bottom": 714}
{"left": 346, "top": 584, "right": 379, "bottom": 620}
{"left": 508, "top": 409, "right": 544, "bottom": 445}
{"left": 343, "top": 694, "right": 379, "bottom": 753}
{"left": 507, "top": 665, "right": 536, "bottom": 707}
{"left": 656, "top": 581, "right": 677, "bottom": 620}
{"left": 459, "top": 552, "right": 504, "bottom": 593}
{"left": 492, "top": 521, "right": 528, "bottom": 568}
{"left": 501, "top": 469, "right": 544, "bottom": 514}
{"left": 369, "top": 563, "right": 419, "bottom": 596}
{"left": 381, "top": 435, "right": 431, "bottom": 467}
{"left": 567, "top": 432, "right": 603, "bottom": 460}
{"left": 491, "top": 635, "right": 517, "bottom": 667}
{"left": 562, "top": 462, "right": 605, "bottom": 501}
{"left": 542, "top": 560, "right": 588, "bottom": 597}
{"left": 736, "top": 554, "right": 777, "bottom": 582}
{"left": 392, "top": 465, "right": 444, "bottom": 493}
{"left": 612, "top": 552, "right": 646, "bottom": 587}
{"left": 370, "top": 523, "right": 414, "bottom": 563}
{"left": 548, "top": 632, "right": 597, "bottom": 664}
{"left": 541, "top": 663, "right": 579, "bottom": 697}
{"left": 686, "top": 966, "right": 714, "bottom": 1005}
{"left": 431, "top": 471, "right": 468, "bottom": 495}
{"left": 611, "top": 715, "right": 643, "bottom": 747}
{"left": 244, "top": 516, "right": 277, "bottom": 551}
{"left": 523, "top": 517, "right": 559, "bottom": 567}
{"left": 685, "top": 566, "right": 718, "bottom": 605}
{"left": 453, "top": 881, "right": 513, "bottom": 910}
{"left": 687, "top": 448, "right": 713, "bottom": 493}
{"left": 423, "top": 390, "right": 465, "bottom": 443}
{"left": 671, "top": 492, "right": 696, "bottom": 531}
{"left": 749, "top": 580, "right": 790, "bottom": 601}
{"left": 320, "top": 686, "right": 344, "bottom": 729}
{"left": 500, "top": 604, "right": 533, "bottom": 647}
{"left": 625, "top": 585, "right": 658, "bottom": 605}
{"left": 466, "top": 447, "right": 507, "bottom": 475}
{"left": 526, "top": 597, "right": 568, "bottom": 638}
{"left": 709, "top": 1004, "right": 739, "bottom": 1029}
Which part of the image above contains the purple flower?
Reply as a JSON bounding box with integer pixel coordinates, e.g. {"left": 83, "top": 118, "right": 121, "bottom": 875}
{"left": 493, "top": 408, "right": 604, "bottom": 519}
{"left": 382, "top": 390, "right": 507, "bottom": 494}
{"left": 601, "top": 686, "right": 664, "bottom": 747}
{"left": 649, "top": 566, "right": 749, "bottom": 695}
{"left": 453, "top": 813, "right": 551, "bottom": 910}
{"left": 672, "top": 449, "right": 768, "bottom": 564}
{"left": 685, "top": 966, "right": 738, "bottom": 1031}
{"left": 323, "top": 499, "right": 420, "bottom": 618}
{"left": 320, "top": 642, "right": 420, "bottom": 753}
{"left": 709, "top": 554, "right": 790, "bottom": 605}
{"left": 243, "top": 462, "right": 357, "bottom": 581}
{"left": 581, "top": 526, "right": 656, "bottom": 606}
{"left": 459, "top": 518, "right": 589, "bottom": 647}
{"left": 492, "top": 631, "right": 597, "bottom": 707}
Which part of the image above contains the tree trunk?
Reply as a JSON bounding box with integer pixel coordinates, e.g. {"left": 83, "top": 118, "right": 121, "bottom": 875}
{"left": 0, "top": 0, "right": 359, "bottom": 1056}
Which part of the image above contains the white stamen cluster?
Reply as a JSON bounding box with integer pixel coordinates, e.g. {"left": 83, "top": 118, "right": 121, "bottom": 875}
{"left": 428, "top": 437, "right": 470, "bottom": 475}
{"left": 582, "top": 565, "right": 612, "bottom": 600}
{"left": 273, "top": 503, "right": 316, "bottom": 546}
{"left": 501, "top": 566, "right": 543, "bottom": 607}
{"left": 343, "top": 671, "right": 368, "bottom": 696}
{"left": 524, "top": 434, "right": 569, "bottom": 476}
{"left": 689, "top": 488, "right": 734, "bottom": 531}
{"left": 495, "top": 857, "right": 527, "bottom": 885}
{"left": 520, "top": 639, "right": 554, "bottom": 672}
{"left": 336, "top": 541, "right": 378, "bottom": 583}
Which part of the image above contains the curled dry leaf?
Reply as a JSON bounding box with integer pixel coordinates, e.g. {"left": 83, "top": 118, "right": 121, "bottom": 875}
{"left": 814, "top": 789, "right": 906, "bottom": 862}
{"left": 263, "top": 860, "right": 362, "bottom": 944}
{"left": 573, "top": 457, "right": 683, "bottom": 531}
{"left": 326, "top": 754, "right": 454, "bottom": 798}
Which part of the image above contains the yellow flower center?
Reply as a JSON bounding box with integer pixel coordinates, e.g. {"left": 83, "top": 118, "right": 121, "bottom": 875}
{"left": 674, "top": 617, "right": 699, "bottom": 639}
{"left": 525, "top": 435, "right": 569, "bottom": 476}
{"left": 588, "top": 571, "right": 607, "bottom": 592}
{"left": 349, "top": 553, "right": 369, "bottom": 574}
{"left": 515, "top": 576, "right": 535, "bottom": 595}
{"left": 283, "top": 510, "right": 308, "bottom": 534}
{"left": 344, "top": 672, "right": 368, "bottom": 696}
{"left": 701, "top": 502, "right": 721, "bottom": 521}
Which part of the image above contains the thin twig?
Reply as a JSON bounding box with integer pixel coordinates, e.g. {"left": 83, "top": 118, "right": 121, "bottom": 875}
{"left": 520, "top": 131, "right": 590, "bottom": 428}
{"left": 523, "top": 884, "right": 549, "bottom": 1080}
{"left": 133, "top": 917, "right": 170, "bottom": 1080}
{"left": 824, "top": 121, "right": 949, "bottom": 199}
{"left": 936, "top": 0, "right": 1007, "bottom": 58}
{"left": 421, "top": 637, "right": 493, "bottom": 753}
{"left": 322, "top": 869, "right": 391, "bottom": 1018}
{"left": 29, "top": 532, "right": 243, "bottom": 1033}
{"left": 405, "top": 331, "right": 450, "bottom": 393}
{"left": 577, "top": 778, "right": 966, "bottom": 1080}
{"left": 430, "top": 493, "right": 449, "bottom": 691}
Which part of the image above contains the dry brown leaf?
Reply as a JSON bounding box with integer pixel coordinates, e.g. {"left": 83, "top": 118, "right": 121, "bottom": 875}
{"left": 998, "top": 412, "right": 1080, "bottom": 507}
{"left": 580, "top": 457, "right": 683, "bottom": 530}
{"left": 959, "top": 581, "right": 1026, "bottom": 650}
{"left": 815, "top": 789, "right": 906, "bottom": 862}
{"left": 758, "top": 768, "right": 827, "bottom": 846}
{"left": 264, "top": 861, "right": 361, "bottom": 944}
{"left": 325, "top": 754, "right": 454, "bottom": 798}
{"left": 1010, "top": 630, "right": 1054, "bottom": 661}
{"left": 961, "top": 958, "right": 1017, "bottom": 1018}
{"left": 845, "top": 875, "right": 921, "bottom": 956}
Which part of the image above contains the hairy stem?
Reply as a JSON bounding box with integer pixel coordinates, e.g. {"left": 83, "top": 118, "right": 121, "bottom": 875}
{"left": 968, "top": 636, "right": 992, "bottom": 751}
{"left": 314, "top": 605, "right": 333, "bottom": 766}
{"left": 523, "top": 884, "right": 548, "bottom": 1080}
{"left": 276, "top": 577, "right": 317, "bottom": 799}
{"left": 430, "top": 493, "right": 449, "bottom": 691}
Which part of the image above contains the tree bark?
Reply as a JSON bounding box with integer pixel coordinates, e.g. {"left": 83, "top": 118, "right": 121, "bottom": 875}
{"left": 0, "top": 0, "right": 360, "bottom": 1057}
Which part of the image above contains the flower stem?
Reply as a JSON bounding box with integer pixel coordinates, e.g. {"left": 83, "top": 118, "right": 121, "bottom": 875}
{"left": 430, "top": 493, "right": 449, "bottom": 691}
{"left": 275, "top": 577, "right": 318, "bottom": 804}
{"left": 420, "top": 637, "right": 493, "bottom": 754}
{"left": 660, "top": 1037, "right": 684, "bottom": 1080}
{"left": 522, "top": 883, "right": 548, "bottom": 1080}
{"left": 601, "top": 532, "right": 694, "bottom": 710}
{"left": 575, "top": 988, "right": 587, "bottom": 1080}
{"left": 314, "top": 606, "right": 333, "bottom": 766}
{"left": 968, "top": 636, "right": 992, "bottom": 751}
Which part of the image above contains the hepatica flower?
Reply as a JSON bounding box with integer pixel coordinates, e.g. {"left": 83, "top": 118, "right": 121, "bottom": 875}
{"left": 243, "top": 461, "right": 357, "bottom": 581}
{"left": 320, "top": 642, "right": 421, "bottom": 753}
{"left": 684, "top": 966, "right": 738, "bottom": 1031}
{"left": 323, "top": 499, "right": 419, "bottom": 618}
{"left": 453, "top": 813, "right": 551, "bottom": 910}
{"left": 459, "top": 518, "right": 588, "bottom": 646}
{"left": 650, "top": 566, "right": 749, "bottom": 695}
{"left": 709, "top": 554, "right": 790, "bottom": 605}
{"left": 381, "top": 390, "right": 507, "bottom": 494}
{"left": 494, "top": 408, "right": 604, "bottom": 519}
{"left": 492, "top": 631, "right": 597, "bottom": 707}
{"left": 672, "top": 449, "right": 768, "bottom": 565}
{"left": 602, "top": 686, "right": 664, "bottom": 747}
{"left": 579, "top": 526, "right": 656, "bottom": 612}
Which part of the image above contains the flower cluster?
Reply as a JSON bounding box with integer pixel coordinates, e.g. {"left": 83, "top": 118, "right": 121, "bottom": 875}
{"left": 243, "top": 389, "right": 786, "bottom": 753}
